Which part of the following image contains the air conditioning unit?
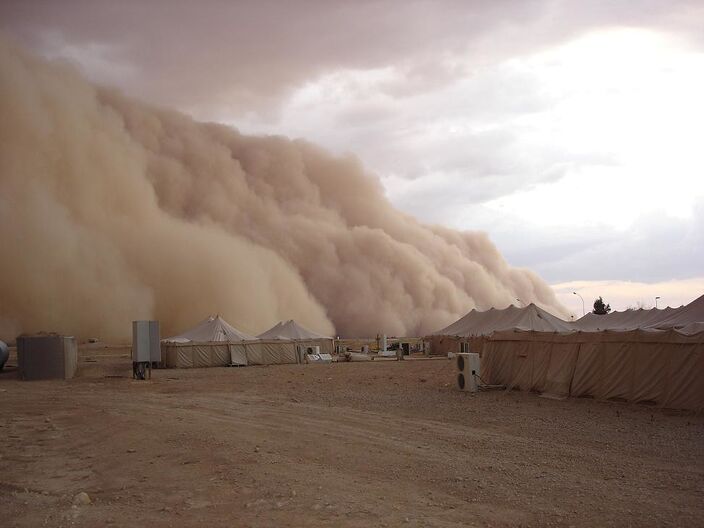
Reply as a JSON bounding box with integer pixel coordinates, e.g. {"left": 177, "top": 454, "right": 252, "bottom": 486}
{"left": 306, "top": 345, "right": 320, "bottom": 355}
{"left": 456, "top": 352, "right": 480, "bottom": 392}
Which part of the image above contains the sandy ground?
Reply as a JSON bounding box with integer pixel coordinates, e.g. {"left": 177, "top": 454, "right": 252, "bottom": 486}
{"left": 1, "top": 348, "right": 703, "bottom": 528}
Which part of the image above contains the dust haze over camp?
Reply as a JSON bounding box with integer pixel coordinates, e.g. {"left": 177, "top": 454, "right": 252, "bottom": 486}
{"left": 0, "top": 38, "right": 565, "bottom": 341}
{"left": 2, "top": 1, "right": 702, "bottom": 320}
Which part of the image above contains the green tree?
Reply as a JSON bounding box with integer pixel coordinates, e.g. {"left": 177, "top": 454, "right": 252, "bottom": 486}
{"left": 592, "top": 296, "right": 611, "bottom": 315}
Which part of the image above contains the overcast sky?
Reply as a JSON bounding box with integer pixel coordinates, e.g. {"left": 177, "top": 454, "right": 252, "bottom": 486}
{"left": 2, "top": 0, "right": 703, "bottom": 316}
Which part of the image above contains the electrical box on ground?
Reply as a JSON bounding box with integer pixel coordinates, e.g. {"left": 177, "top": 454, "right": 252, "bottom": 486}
{"left": 456, "top": 352, "right": 480, "bottom": 392}
{"left": 132, "top": 320, "right": 160, "bottom": 380}
{"left": 17, "top": 335, "right": 77, "bottom": 380}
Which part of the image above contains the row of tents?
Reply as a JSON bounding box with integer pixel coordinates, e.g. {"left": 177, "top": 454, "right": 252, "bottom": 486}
{"left": 161, "top": 317, "right": 334, "bottom": 368}
{"left": 429, "top": 294, "right": 704, "bottom": 411}
{"left": 157, "top": 296, "right": 703, "bottom": 410}
{"left": 432, "top": 293, "right": 704, "bottom": 339}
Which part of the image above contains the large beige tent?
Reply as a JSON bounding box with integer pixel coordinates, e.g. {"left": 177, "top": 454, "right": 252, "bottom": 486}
{"left": 434, "top": 295, "right": 704, "bottom": 410}
{"left": 569, "top": 294, "right": 704, "bottom": 332}
{"left": 480, "top": 328, "right": 704, "bottom": 411}
{"left": 162, "top": 315, "right": 256, "bottom": 367}
{"left": 571, "top": 307, "right": 680, "bottom": 332}
{"left": 428, "top": 304, "right": 572, "bottom": 356}
{"left": 162, "top": 315, "right": 303, "bottom": 367}
{"left": 165, "top": 314, "right": 256, "bottom": 343}
{"left": 434, "top": 304, "right": 573, "bottom": 336}
{"left": 648, "top": 294, "right": 704, "bottom": 330}
{"left": 162, "top": 316, "right": 330, "bottom": 368}
{"left": 257, "top": 320, "right": 334, "bottom": 358}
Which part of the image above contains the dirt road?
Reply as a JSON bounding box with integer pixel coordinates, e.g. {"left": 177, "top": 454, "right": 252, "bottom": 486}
{"left": 1, "top": 353, "right": 702, "bottom": 527}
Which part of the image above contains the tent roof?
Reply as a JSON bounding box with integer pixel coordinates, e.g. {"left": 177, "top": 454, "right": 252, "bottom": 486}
{"left": 489, "top": 326, "right": 704, "bottom": 343}
{"left": 675, "top": 321, "right": 704, "bottom": 335}
{"left": 648, "top": 294, "right": 704, "bottom": 330}
{"left": 163, "top": 315, "right": 256, "bottom": 343}
{"left": 570, "top": 295, "right": 704, "bottom": 332}
{"left": 571, "top": 306, "right": 679, "bottom": 332}
{"left": 257, "top": 320, "right": 331, "bottom": 340}
{"left": 432, "top": 304, "right": 572, "bottom": 337}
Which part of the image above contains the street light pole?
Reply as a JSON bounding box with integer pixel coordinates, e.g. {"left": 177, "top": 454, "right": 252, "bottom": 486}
{"left": 655, "top": 296, "right": 661, "bottom": 309}
{"left": 573, "top": 291, "right": 585, "bottom": 316}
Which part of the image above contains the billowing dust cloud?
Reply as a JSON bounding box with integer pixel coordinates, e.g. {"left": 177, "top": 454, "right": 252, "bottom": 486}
{"left": 0, "top": 40, "right": 567, "bottom": 341}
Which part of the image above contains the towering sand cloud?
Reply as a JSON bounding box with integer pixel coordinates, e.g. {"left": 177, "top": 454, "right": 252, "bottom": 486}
{"left": 0, "top": 39, "right": 566, "bottom": 341}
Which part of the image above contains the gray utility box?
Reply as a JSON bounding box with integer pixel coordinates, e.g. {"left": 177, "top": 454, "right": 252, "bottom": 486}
{"left": 132, "top": 321, "right": 160, "bottom": 362}
{"left": 17, "top": 335, "right": 78, "bottom": 380}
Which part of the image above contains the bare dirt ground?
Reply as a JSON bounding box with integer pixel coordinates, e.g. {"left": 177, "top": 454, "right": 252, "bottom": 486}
{"left": 1, "top": 348, "right": 702, "bottom": 527}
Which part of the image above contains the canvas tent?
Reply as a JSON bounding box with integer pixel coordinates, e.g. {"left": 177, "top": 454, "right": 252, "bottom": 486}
{"left": 677, "top": 322, "right": 704, "bottom": 335}
{"left": 434, "top": 303, "right": 573, "bottom": 336}
{"left": 162, "top": 315, "right": 256, "bottom": 367}
{"left": 431, "top": 295, "right": 704, "bottom": 410}
{"left": 164, "top": 314, "right": 256, "bottom": 343}
{"left": 648, "top": 294, "right": 704, "bottom": 330}
{"left": 257, "top": 320, "right": 334, "bottom": 360}
{"left": 162, "top": 316, "right": 331, "bottom": 368}
{"left": 571, "top": 307, "right": 679, "bottom": 332}
{"left": 569, "top": 294, "right": 704, "bottom": 332}
{"left": 480, "top": 328, "right": 704, "bottom": 411}
{"left": 258, "top": 320, "right": 332, "bottom": 340}
{"left": 428, "top": 304, "right": 572, "bottom": 356}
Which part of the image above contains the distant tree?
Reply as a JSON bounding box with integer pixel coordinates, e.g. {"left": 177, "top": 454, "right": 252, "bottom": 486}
{"left": 592, "top": 296, "right": 611, "bottom": 315}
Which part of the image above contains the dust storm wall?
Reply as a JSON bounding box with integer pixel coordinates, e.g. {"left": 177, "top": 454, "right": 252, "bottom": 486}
{"left": 0, "top": 39, "right": 567, "bottom": 340}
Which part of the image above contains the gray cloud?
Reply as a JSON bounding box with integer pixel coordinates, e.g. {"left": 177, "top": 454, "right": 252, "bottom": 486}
{"left": 487, "top": 200, "right": 704, "bottom": 283}
{"left": 1, "top": 0, "right": 701, "bottom": 119}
